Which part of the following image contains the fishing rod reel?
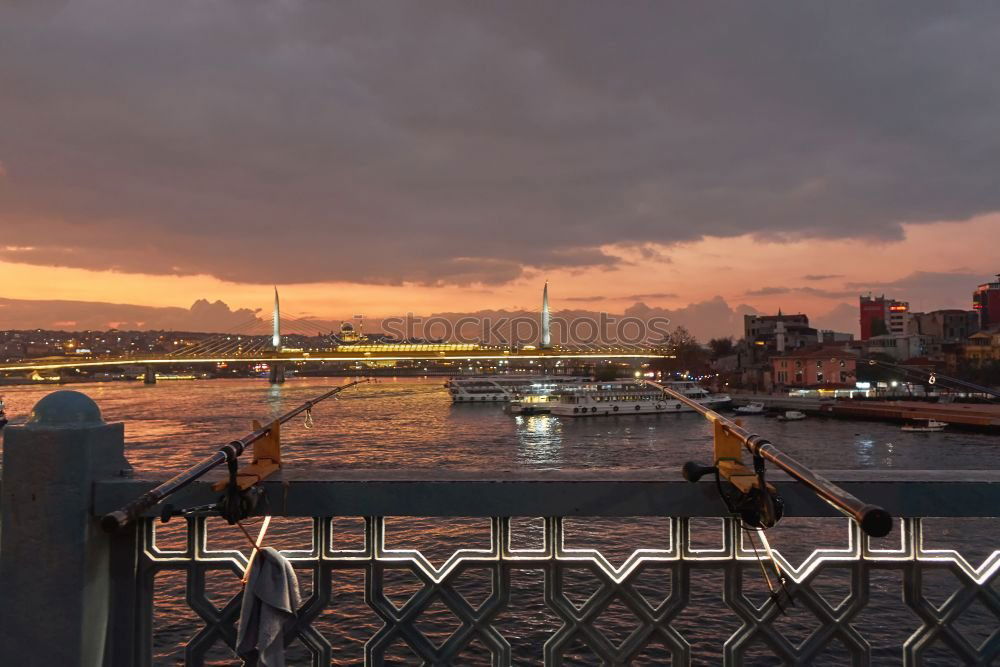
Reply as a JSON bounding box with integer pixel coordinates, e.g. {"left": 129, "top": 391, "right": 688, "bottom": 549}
{"left": 158, "top": 442, "right": 266, "bottom": 525}
{"left": 684, "top": 454, "right": 784, "bottom": 530}
{"left": 684, "top": 453, "right": 794, "bottom": 613}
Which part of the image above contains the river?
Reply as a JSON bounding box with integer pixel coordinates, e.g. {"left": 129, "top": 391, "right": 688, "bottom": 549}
{"left": 2, "top": 378, "right": 998, "bottom": 665}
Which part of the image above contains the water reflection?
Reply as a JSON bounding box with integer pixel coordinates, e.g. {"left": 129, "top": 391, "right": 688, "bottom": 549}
{"left": 514, "top": 415, "right": 563, "bottom": 466}
{"left": 855, "top": 437, "right": 875, "bottom": 466}
{"left": 266, "top": 383, "right": 284, "bottom": 413}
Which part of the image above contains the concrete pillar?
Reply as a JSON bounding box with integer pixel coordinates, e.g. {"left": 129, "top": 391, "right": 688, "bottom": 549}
{"left": 268, "top": 361, "right": 286, "bottom": 384}
{"left": 143, "top": 364, "right": 156, "bottom": 384}
{"left": 0, "top": 390, "right": 132, "bottom": 666}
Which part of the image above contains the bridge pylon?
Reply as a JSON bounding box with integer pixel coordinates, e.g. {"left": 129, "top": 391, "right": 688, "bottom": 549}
{"left": 269, "top": 363, "right": 286, "bottom": 384}
{"left": 272, "top": 287, "right": 282, "bottom": 351}
{"left": 540, "top": 281, "right": 551, "bottom": 349}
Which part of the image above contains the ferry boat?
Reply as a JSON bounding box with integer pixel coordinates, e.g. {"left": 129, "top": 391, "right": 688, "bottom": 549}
{"left": 507, "top": 381, "right": 577, "bottom": 415}
{"left": 548, "top": 380, "right": 730, "bottom": 417}
{"left": 445, "top": 376, "right": 580, "bottom": 403}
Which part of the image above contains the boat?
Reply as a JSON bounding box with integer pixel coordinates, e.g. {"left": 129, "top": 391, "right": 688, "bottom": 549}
{"left": 734, "top": 402, "right": 766, "bottom": 415}
{"left": 776, "top": 410, "right": 807, "bottom": 421}
{"left": 507, "top": 393, "right": 557, "bottom": 415}
{"left": 901, "top": 419, "right": 947, "bottom": 432}
{"left": 506, "top": 381, "right": 578, "bottom": 415}
{"left": 445, "top": 376, "right": 580, "bottom": 403}
{"left": 667, "top": 381, "right": 732, "bottom": 410}
{"left": 547, "top": 380, "right": 730, "bottom": 417}
{"left": 0, "top": 397, "right": 7, "bottom": 429}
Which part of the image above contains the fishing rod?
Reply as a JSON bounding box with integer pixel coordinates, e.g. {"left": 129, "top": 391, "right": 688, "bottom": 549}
{"left": 101, "top": 379, "right": 371, "bottom": 533}
{"left": 863, "top": 358, "right": 1000, "bottom": 399}
{"left": 643, "top": 380, "right": 892, "bottom": 538}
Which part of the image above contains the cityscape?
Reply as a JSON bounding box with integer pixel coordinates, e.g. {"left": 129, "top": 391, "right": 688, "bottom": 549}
{"left": 2, "top": 274, "right": 999, "bottom": 393}
{"left": 2, "top": 3, "right": 1000, "bottom": 666}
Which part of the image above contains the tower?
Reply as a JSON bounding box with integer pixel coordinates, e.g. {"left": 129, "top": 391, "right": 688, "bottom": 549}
{"left": 272, "top": 287, "right": 281, "bottom": 349}
{"left": 541, "top": 281, "right": 551, "bottom": 348}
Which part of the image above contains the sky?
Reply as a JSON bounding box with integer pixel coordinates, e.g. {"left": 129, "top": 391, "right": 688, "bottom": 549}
{"left": 2, "top": 2, "right": 999, "bottom": 339}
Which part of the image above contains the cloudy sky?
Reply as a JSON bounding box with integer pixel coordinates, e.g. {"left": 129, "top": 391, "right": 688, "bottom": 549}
{"left": 1, "top": 2, "right": 998, "bottom": 336}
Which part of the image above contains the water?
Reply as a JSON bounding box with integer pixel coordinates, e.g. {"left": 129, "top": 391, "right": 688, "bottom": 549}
{"left": 2, "top": 378, "right": 998, "bottom": 664}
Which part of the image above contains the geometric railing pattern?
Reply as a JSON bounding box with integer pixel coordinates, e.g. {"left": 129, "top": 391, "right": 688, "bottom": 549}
{"left": 135, "top": 516, "right": 1000, "bottom": 666}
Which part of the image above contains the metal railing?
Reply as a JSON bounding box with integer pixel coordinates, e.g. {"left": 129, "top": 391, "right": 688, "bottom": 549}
{"left": 3, "top": 390, "right": 998, "bottom": 665}
{"left": 93, "top": 470, "right": 1000, "bottom": 666}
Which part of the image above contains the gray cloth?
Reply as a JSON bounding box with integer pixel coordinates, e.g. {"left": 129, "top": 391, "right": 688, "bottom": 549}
{"left": 236, "top": 547, "right": 302, "bottom": 667}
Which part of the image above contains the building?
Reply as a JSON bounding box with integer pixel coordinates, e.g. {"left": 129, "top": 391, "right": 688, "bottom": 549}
{"left": 973, "top": 275, "right": 1000, "bottom": 330}
{"left": 820, "top": 330, "right": 854, "bottom": 344}
{"left": 336, "top": 321, "right": 366, "bottom": 344}
{"left": 864, "top": 334, "right": 938, "bottom": 362}
{"left": 743, "top": 312, "right": 817, "bottom": 352}
{"left": 907, "top": 309, "right": 980, "bottom": 344}
{"left": 771, "top": 345, "right": 858, "bottom": 388}
{"left": 859, "top": 295, "right": 910, "bottom": 340}
{"left": 964, "top": 330, "right": 1000, "bottom": 366}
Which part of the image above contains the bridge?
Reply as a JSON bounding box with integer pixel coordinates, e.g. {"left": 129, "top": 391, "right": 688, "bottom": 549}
{"left": 0, "top": 287, "right": 673, "bottom": 382}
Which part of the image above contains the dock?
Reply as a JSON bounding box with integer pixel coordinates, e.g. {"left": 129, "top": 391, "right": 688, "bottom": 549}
{"left": 730, "top": 393, "right": 1000, "bottom": 431}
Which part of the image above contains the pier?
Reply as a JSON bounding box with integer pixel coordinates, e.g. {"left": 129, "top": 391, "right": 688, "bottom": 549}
{"left": 1, "top": 390, "right": 999, "bottom": 664}
{"left": 731, "top": 393, "right": 1000, "bottom": 431}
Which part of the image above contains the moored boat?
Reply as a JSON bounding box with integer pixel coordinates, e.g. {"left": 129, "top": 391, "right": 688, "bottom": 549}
{"left": 901, "top": 419, "right": 947, "bottom": 432}
{"left": 776, "top": 410, "right": 807, "bottom": 422}
{"left": 548, "top": 380, "right": 730, "bottom": 417}
{"left": 446, "top": 376, "right": 579, "bottom": 403}
{"left": 734, "top": 401, "right": 766, "bottom": 415}
{"left": 506, "top": 381, "right": 574, "bottom": 415}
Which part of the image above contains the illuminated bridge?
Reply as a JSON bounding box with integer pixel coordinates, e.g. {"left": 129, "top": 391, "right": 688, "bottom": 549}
{"left": 0, "top": 288, "right": 673, "bottom": 382}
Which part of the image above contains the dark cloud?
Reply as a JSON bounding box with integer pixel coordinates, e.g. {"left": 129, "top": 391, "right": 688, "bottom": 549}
{"left": 620, "top": 297, "right": 759, "bottom": 341}
{"left": 0, "top": 297, "right": 261, "bottom": 332}
{"left": 2, "top": 3, "right": 999, "bottom": 285}
{"left": 564, "top": 292, "right": 679, "bottom": 302}
{"left": 846, "top": 271, "right": 989, "bottom": 310}
{"left": 0, "top": 290, "right": 761, "bottom": 340}
{"left": 802, "top": 274, "right": 844, "bottom": 281}
{"left": 742, "top": 286, "right": 857, "bottom": 299}
{"left": 811, "top": 302, "right": 859, "bottom": 335}
{"left": 623, "top": 292, "right": 678, "bottom": 301}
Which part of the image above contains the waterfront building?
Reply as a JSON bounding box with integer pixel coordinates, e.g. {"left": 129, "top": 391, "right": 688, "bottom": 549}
{"left": 964, "top": 330, "right": 1000, "bottom": 366}
{"left": 859, "top": 295, "right": 911, "bottom": 340}
{"left": 973, "top": 274, "right": 1000, "bottom": 330}
{"left": 743, "top": 312, "right": 817, "bottom": 352}
{"left": 863, "top": 333, "right": 939, "bottom": 362}
{"left": 771, "top": 345, "right": 858, "bottom": 388}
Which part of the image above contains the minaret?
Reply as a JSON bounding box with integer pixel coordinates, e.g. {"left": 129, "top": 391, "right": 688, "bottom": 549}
{"left": 272, "top": 287, "right": 281, "bottom": 349}
{"left": 541, "top": 281, "right": 551, "bottom": 348}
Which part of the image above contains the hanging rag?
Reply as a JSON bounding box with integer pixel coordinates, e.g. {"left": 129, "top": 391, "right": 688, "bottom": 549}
{"left": 236, "top": 547, "right": 302, "bottom": 667}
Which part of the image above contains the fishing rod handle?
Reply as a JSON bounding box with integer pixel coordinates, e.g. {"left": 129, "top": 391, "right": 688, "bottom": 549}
{"left": 856, "top": 504, "right": 893, "bottom": 538}
{"left": 101, "top": 489, "right": 162, "bottom": 533}
{"left": 750, "top": 439, "right": 893, "bottom": 537}
{"left": 100, "top": 446, "right": 236, "bottom": 533}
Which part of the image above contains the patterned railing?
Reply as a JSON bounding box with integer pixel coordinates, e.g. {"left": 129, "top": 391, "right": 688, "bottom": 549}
{"left": 95, "top": 472, "right": 1000, "bottom": 666}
